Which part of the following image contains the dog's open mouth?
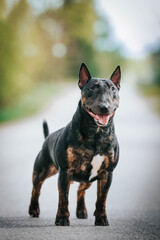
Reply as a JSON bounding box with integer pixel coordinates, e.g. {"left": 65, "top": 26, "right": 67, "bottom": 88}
{"left": 87, "top": 108, "right": 114, "bottom": 126}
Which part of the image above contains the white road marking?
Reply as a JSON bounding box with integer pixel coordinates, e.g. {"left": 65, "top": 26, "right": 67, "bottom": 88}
{"left": 89, "top": 154, "right": 105, "bottom": 181}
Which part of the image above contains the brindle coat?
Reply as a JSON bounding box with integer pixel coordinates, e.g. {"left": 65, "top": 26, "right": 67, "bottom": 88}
{"left": 29, "top": 63, "right": 121, "bottom": 226}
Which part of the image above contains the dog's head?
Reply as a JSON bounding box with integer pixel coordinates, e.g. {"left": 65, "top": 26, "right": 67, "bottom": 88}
{"left": 78, "top": 63, "right": 121, "bottom": 127}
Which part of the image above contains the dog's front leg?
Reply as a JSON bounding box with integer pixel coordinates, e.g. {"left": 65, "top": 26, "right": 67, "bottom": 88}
{"left": 94, "top": 172, "right": 112, "bottom": 226}
{"left": 55, "top": 169, "right": 71, "bottom": 226}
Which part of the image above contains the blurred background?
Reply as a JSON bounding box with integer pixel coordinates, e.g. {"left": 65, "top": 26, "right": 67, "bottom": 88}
{"left": 0, "top": 1, "right": 160, "bottom": 238}
{"left": 0, "top": 0, "right": 160, "bottom": 122}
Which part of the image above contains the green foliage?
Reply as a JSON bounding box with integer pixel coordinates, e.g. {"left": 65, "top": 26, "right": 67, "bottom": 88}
{"left": 0, "top": 0, "right": 124, "bottom": 119}
{"left": 136, "top": 46, "right": 160, "bottom": 114}
{"left": 7, "top": 0, "right": 31, "bottom": 26}
{"left": 37, "top": 0, "right": 99, "bottom": 78}
{"left": 94, "top": 51, "right": 125, "bottom": 78}
{"left": 139, "top": 84, "right": 160, "bottom": 97}
{"left": 0, "top": 82, "right": 61, "bottom": 123}
{"left": 137, "top": 45, "right": 160, "bottom": 99}
{"left": 0, "top": 19, "right": 17, "bottom": 107}
{"left": 151, "top": 47, "right": 160, "bottom": 87}
{"left": 0, "top": 0, "right": 7, "bottom": 17}
{"left": 0, "top": 0, "right": 35, "bottom": 108}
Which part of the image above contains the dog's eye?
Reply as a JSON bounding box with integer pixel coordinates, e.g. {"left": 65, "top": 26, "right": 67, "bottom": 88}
{"left": 111, "top": 86, "right": 115, "bottom": 92}
{"left": 90, "top": 85, "right": 96, "bottom": 91}
{"left": 90, "top": 84, "right": 99, "bottom": 91}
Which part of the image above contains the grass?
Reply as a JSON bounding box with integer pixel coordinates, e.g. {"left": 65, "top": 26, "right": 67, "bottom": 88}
{"left": 138, "top": 83, "right": 160, "bottom": 114}
{"left": 0, "top": 82, "right": 65, "bottom": 123}
{"left": 139, "top": 84, "right": 160, "bottom": 97}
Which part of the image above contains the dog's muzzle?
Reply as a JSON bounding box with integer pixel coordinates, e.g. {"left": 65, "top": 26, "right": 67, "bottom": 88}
{"left": 86, "top": 108, "right": 114, "bottom": 126}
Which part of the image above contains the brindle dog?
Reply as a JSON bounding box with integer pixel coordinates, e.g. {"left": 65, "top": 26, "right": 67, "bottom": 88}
{"left": 29, "top": 63, "right": 121, "bottom": 226}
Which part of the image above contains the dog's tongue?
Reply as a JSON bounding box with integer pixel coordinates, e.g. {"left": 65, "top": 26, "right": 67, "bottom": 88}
{"left": 96, "top": 115, "right": 110, "bottom": 125}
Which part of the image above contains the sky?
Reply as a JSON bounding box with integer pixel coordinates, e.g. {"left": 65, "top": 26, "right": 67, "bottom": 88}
{"left": 100, "top": 0, "right": 160, "bottom": 58}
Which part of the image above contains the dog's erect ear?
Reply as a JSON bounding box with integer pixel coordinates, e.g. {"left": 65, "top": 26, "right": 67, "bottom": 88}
{"left": 110, "top": 66, "right": 121, "bottom": 90}
{"left": 78, "top": 63, "right": 91, "bottom": 89}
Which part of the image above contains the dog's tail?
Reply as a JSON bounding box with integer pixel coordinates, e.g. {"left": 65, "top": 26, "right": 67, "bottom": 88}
{"left": 43, "top": 120, "right": 49, "bottom": 139}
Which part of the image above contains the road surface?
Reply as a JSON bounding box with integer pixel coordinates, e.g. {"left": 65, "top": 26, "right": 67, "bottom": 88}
{"left": 0, "top": 81, "right": 160, "bottom": 240}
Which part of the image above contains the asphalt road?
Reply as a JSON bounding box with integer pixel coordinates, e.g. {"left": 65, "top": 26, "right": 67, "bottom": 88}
{"left": 0, "top": 81, "right": 160, "bottom": 240}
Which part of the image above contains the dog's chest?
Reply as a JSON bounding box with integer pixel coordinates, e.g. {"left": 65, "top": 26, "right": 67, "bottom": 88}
{"left": 67, "top": 147, "right": 110, "bottom": 182}
{"left": 89, "top": 155, "right": 104, "bottom": 181}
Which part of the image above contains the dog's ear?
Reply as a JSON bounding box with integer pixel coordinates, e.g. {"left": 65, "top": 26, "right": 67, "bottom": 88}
{"left": 78, "top": 63, "right": 91, "bottom": 89}
{"left": 110, "top": 66, "right": 121, "bottom": 90}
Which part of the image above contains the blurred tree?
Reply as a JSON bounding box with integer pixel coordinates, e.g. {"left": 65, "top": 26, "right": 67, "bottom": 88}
{"left": 8, "top": 0, "right": 31, "bottom": 26}
{"left": 0, "top": 0, "right": 42, "bottom": 107}
{"left": 0, "top": 0, "right": 124, "bottom": 109}
{"left": 62, "top": 0, "right": 98, "bottom": 76}
{"left": 0, "top": 18, "right": 16, "bottom": 107}
{"left": 151, "top": 45, "right": 160, "bottom": 87}
{"left": 36, "top": 0, "right": 99, "bottom": 79}
{"left": 0, "top": 0, "right": 7, "bottom": 17}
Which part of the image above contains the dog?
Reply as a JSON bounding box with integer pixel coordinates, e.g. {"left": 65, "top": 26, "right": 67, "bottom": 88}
{"left": 29, "top": 63, "right": 121, "bottom": 226}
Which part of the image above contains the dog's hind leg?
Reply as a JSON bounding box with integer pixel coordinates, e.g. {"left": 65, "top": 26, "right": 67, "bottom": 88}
{"left": 76, "top": 182, "right": 92, "bottom": 219}
{"left": 29, "top": 152, "right": 58, "bottom": 217}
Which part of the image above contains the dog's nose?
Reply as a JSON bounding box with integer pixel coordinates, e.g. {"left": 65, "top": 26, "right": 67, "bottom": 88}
{"left": 99, "top": 103, "right": 109, "bottom": 113}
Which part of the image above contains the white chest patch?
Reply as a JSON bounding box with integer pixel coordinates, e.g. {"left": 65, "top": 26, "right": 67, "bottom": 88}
{"left": 89, "top": 154, "right": 105, "bottom": 181}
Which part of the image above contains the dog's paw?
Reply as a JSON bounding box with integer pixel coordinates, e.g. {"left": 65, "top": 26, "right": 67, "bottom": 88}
{"left": 95, "top": 216, "right": 109, "bottom": 226}
{"left": 76, "top": 208, "right": 88, "bottom": 219}
{"left": 55, "top": 216, "right": 70, "bottom": 226}
{"left": 29, "top": 203, "right": 40, "bottom": 218}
